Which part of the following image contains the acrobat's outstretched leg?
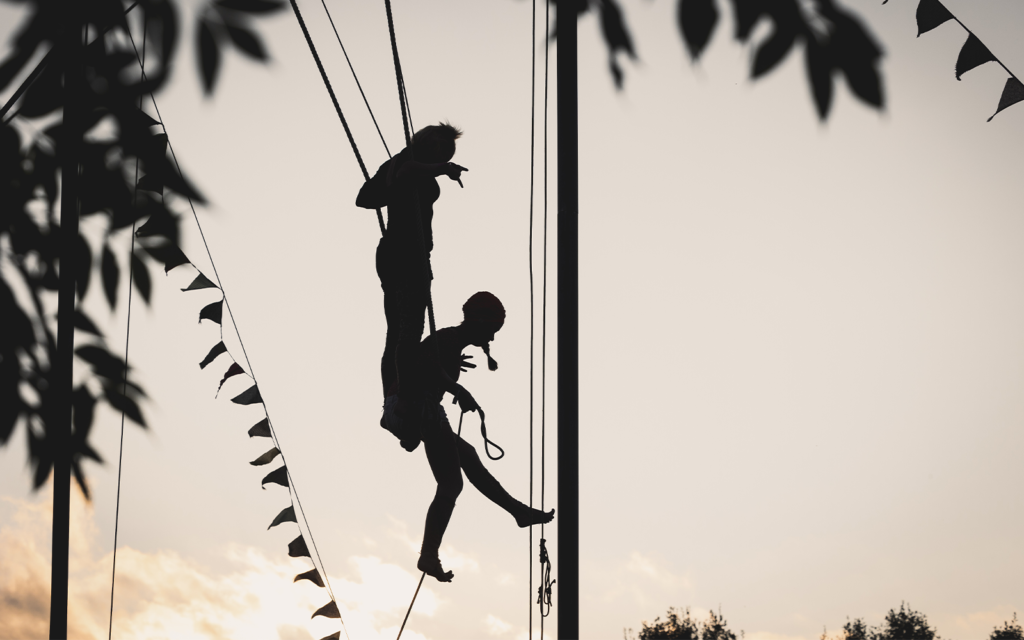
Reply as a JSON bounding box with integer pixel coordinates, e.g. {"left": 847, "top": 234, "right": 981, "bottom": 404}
{"left": 456, "top": 436, "right": 554, "bottom": 527}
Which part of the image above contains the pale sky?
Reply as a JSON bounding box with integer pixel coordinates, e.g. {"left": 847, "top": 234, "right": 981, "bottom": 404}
{"left": 2, "top": 1, "right": 1024, "bottom": 639}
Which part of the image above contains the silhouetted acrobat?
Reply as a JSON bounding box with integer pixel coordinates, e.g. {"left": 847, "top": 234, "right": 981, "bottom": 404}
{"left": 355, "top": 122, "right": 467, "bottom": 412}
{"left": 380, "top": 292, "right": 555, "bottom": 582}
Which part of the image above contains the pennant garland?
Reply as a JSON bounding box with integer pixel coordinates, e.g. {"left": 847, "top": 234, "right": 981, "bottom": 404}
{"left": 888, "top": 0, "right": 1023, "bottom": 121}
{"left": 164, "top": 237, "right": 346, "bottom": 639}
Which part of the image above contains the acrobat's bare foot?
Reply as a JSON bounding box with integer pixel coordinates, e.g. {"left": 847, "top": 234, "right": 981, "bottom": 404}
{"left": 417, "top": 555, "right": 454, "bottom": 583}
{"left": 515, "top": 507, "right": 555, "bottom": 528}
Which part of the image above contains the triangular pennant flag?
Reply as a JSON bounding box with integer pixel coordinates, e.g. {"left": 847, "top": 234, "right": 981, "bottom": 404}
{"left": 231, "top": 385, "right": 263, "bottom": 405}
{"left": 217, "top": 363, "right": 246, "bottom": 395}
{"left": 988, "top": 77, "right": 1024, "bottom": 122}
{"left": 182, "top": 273, "right": 218, "bottom": 291}
{"left": 135, "top": 212, "right": 175, "bottom": 238}
{"left": 199, "top": 300, "right": 223, "bottom": 325}
{"left": 294, "top": 568, "right": 325, "bottom": 587}
{"left": 320, "top": 632, "right": 341, "bottom": 640}
{"left": 199, "top": 341, "right": 227, "bottom": 369}
{"left": 144, "top": 243, "right": 190, "bottom": 273}
{"left": 261, "top": 465, "right": 288, "bottom": 489}
{"left": 955, "top": 34, "right": 995, "bottom": 80}
{"left": 269, "top": 505, "right": 297, "bottom": 530}
{"left": 248, "top": 417, "right": 271, "bottom": 438}
{"left": 311, "top": 601, "right": 340, "bottom": 619}
{"left": 916, "top": 0, "right": 953, "bottom": 36}
{"left": 135, "top": 172, "right": 164, "bottom": 195}
{"left": 250, "top": 447, "right": 281, "bottom": 466}
{"left": 288, "top": 535, "right": 310, "bottom": 558}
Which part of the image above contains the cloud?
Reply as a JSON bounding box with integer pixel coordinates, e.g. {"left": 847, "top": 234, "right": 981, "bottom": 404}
{"left": 485, "top": 613, "right": 512, "bottom": 635}
{"left": 0, "top": 490, "right": 449, "bottom": 640}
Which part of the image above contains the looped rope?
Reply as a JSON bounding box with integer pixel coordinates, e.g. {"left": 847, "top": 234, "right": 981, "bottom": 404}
{"left": 537, "top": 537, "right": 554, "bottom": 618}
{"left": 455, "top": 407, "right": 504, "bottom": 460}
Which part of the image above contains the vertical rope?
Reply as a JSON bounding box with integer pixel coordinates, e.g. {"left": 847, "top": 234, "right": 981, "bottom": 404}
{"left": 108, "top": 15, "right": 146, "bottom": 639}
{"left": 539, "top": 0, "right": 552, "bottom": 634}
{"left": 384, "top": 0, "right": 411, "bottom": 146}
{"left": 528, "top": 0, "right": 538, "bottom": 636}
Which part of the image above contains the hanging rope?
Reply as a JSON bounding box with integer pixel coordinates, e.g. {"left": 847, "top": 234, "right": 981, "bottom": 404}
{"left": 538, "top": 0, "right": 552, "bottom": 633}
{"left": 122, "top": 24, "right": 352, "bottom": 640}
{"left": 527, "top": 0, "right": 538, "bottom": 634}
{"left": 288, "top": 0, "right": 385, "bottom": 236}
{"left": 318, "top": 0, "right": 391, "bottom": 158}
{"left": 384, "top": 0, "right": 412, "bottom": 145}
{"left": 537, "top": 537, "right": 554, "bottom": 617}
{"left": 107, "top": 12, "right": 146, "bottom": 640}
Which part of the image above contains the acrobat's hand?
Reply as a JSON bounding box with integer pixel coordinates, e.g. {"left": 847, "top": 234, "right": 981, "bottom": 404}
{"left": 459, "top": 354, "right": 476, "bottom": 372}
{"left": 454, "top": 386, "right": 480, "bottom": 413}
{"left": 445, "top": 163, "right": 467, "bottom": 187}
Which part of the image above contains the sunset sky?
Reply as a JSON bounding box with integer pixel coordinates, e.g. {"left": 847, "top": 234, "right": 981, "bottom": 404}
{"left": 2, "top": 0, "right": 1024, "bottom": 638}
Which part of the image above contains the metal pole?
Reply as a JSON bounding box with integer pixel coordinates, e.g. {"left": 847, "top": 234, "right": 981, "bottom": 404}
{"left": 556, "top": 0, "right": 578, "bottom": 637}
{"left": 51, "top": 5, "right": 84, "bottom": 638}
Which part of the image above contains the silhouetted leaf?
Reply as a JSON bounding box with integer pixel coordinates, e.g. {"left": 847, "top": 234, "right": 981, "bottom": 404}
{"left": 268, "top": 505, "right": 296, "bottom": 529}
{"left": 74, "top": 311, "right": 102, "bottom": 336}
{"left": 598, "top": 0, "right": 635, "bottom": 59}
{"left": 248, "top": 417, "right": 271, "bottom": 437}
{"left": 105, "top": 386, "right": 146, "bottom": 427}
{"left": 76, "top": 345, "right": 127, "bottom": 381}
{"left": 218, "top": 362, "right": 245, "bottom": 394}
{"left": 216, "top": 0, "right": 285, "bottom": 13}
{"left": 198, "top": 19, "right": 220, "bottom": 94}
{"left": 312, "top": 601, "right": 340, "bottom": 619}
{"left": 916, "top": 0, "right": 953, "bottom": 37}
{"left": 988, "top": 77, "right": 1024, "bottom": 122}
{"left": 955, "top": 34, "right": 995, "bottom": 80}
{"left": 752, "top": 25, "right": 797, "bottom": 78}
{"left": 200, "top": 341, "right": 228, "bottom": 369}
{"left": 730, "top": 0, "right": 763, "bottom": 41}
{"left": 678, "top": 0, "right": 719, "bottom": 61}
{"left": 225, "top": 24, "right": 267, "bottom": 60}
{"left": 199, "top": 300, "right": 223, "bottom": 324}
{"left": 828, "top": 10, "right": 884, "bottom": 109}
{"left": 182, "top": 273, "right": 218, "bottom": 291}
{"left": 131, "top": 254, "right": 152, "bottom": 303}
{"left": 76, "top": 235, "right": 92, "bottom": 299}
{"left": 251, "top": 446, "right": 280, "bottom": 466}
{"left": 136, "top": 172, "right": 163, "bottom": 194}
{"left": 231, "top": 384, "right": 263, "bottom": 405}
{"left": 294, "top": 568, "right": 325, "bottom": 587}
{"left": 262, "top": 465, "right": 288, "bottom": 488}
{"left": 805, "top": 38, "right": 833, "bottom": 119}
{"left": 71, "top": 458, "right": 92, "bottom": 500}
{"left": 102, "top": 245, "right": 119, "bottom": 309}
{"left": 72, "top": 387, "right": 96, "bottom": 445}
{"left": 143, "top": 243, "right": 190, "bottom": 272}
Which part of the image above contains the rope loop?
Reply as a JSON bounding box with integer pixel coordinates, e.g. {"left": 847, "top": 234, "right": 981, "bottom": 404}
{"left": 537, "top": 537, "right": 554, "bottom": 618}
{"left": 455, "top": 407, "right": 504, "bottom": 460}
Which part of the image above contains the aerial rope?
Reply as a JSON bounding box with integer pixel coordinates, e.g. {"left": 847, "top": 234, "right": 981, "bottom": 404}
{"left": 286, "top": 0, "right": 385, "bottom": 236}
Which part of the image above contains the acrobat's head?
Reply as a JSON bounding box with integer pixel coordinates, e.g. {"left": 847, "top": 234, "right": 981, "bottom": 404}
{"left": 462, "top": 291, "right": 504, "bottom": 370}
{"left": 412, "top": 122, "right": 462, "bottom": 163}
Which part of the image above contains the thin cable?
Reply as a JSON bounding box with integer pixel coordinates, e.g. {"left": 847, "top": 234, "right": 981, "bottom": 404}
{"left": 319, "top": 0, "right": 390, "bottom": 158}
{"left": 528, "top": 0, "right": 537, "bottom": 636}
{"left": 396, "top": 572, "right": 425, "bottom": 640}
{"left": 288, "top": 0, "right": 385, "bottom": 236}
{"left": 121, "top": 26, "right": 351, "bottom": 640}
{"left": 539, "top": 0, "right": 551, "bottom": 634}
{"left": 108, "top": 15, "right": 146, "bottom": 639}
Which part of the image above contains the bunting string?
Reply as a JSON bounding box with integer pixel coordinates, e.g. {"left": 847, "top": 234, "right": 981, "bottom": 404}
{"left": 889, "top": 0, "right": 1024, "bottom": 121}
{"left": 120, "top": 23, "right": 350, "bottom": 640}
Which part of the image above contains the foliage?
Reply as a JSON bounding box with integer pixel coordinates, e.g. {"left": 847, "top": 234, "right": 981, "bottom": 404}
{"left": 571, "top": 0, "right": 884, "bottom": 119}
{"left": 0, "top": 0, "right": 281, "bottom": 498}
{"left": 625, "top": 607, "right": 739, "bottom": 640}
{"left": 991, "top": 614, "right": 1024, "bottom": 640}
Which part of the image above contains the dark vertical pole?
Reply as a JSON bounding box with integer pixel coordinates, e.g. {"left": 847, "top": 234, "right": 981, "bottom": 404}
{"left": 51, "top": 5, "right": 84, "bottom": 639}
{"left": 556, "top": 0, "right": 578, "bottom": 638}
